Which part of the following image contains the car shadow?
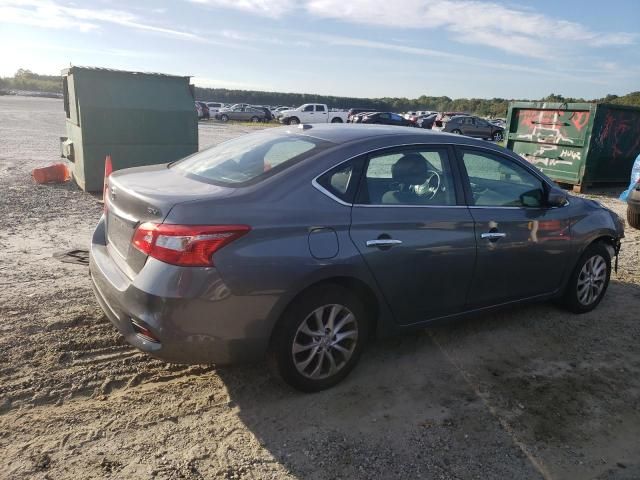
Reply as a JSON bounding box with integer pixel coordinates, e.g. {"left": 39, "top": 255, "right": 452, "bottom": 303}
{"left": 214, "top": 278, "right": 640, "bottom": 479}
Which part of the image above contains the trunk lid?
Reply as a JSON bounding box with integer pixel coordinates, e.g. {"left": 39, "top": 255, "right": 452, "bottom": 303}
{"left": 105, "top": 163, "right": 234, "bottom": 277}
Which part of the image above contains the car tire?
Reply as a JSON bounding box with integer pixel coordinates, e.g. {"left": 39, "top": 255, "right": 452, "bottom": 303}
{"left": 451, "top": 129, "right": 462, "bottom": 135}
{"left": 220, "top": 114, "right": 229, "bottom": 123}
{"left": 627, "top": 204, "right": 640, "bottom": 229}
{"left": 250, "top": 116, "right": 260, "bottom": 123}
{"left": 562, "top": 242, "right": 611, "bottom": 314}
{"left": 492, "top": 131, "right": 504, "bottom": 141}
{"left": 269, "top": 284, "right": 369, "bottom": 392}
{"left": 288, "top": 117, "right": 300, "bottom": 125}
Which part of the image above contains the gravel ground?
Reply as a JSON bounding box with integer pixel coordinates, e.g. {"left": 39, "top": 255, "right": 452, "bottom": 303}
{"left": 1, "top": 96, "right": 639, "bottom": 480}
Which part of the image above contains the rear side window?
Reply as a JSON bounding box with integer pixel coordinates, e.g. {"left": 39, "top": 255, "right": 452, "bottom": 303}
{"left": 316, "top": 105, "right": 326, "bottom": 112}
{"left": 173, "top": 132, "right": 333, "bottom": 186}
{"left": 316, "top": 159, "right": 364, "bottom": 204}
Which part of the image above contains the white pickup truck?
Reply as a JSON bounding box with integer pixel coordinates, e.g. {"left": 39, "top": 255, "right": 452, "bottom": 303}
{"left": 277, "top": 104, "right": 348, "bottom": 125}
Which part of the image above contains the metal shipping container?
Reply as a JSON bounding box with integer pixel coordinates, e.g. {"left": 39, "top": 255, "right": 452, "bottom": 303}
{"left": 505, "top": 101, "right": 640, "bottom": 191}
{"left": 60, "top": 66, "right": 197, "bottom": 191}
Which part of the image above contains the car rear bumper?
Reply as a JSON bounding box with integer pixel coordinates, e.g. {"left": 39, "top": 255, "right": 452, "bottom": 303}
{"left": 89, "top": 216, "right": 274, "bottom": 365}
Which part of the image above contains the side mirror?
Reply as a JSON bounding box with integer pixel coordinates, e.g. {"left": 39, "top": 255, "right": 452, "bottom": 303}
{"left": 520, "top": 189, "right": 544, "bottom": 207}
{"left": 547, "top": 189, "right": 568, "bottom": 207}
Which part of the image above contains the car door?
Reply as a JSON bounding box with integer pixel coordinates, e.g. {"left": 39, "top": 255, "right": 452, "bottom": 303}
{"left": 301, "top": 104, "right": 315, "bottom": 122}
{"left": 315, "top": 104, "right": 328, "bottom": 122}
{"left": 349, "top": 145, "right": 477, "bottom": 325}
{"left": 456, "top": 147, "right": 572, "bottom": 307}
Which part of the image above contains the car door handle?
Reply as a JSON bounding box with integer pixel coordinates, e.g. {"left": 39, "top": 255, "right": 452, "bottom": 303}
{"left": 366, "top": 239, "right": 403, "bottom": 248}
{"left": 481, "top": 232, "right": 506, "bottom": 240}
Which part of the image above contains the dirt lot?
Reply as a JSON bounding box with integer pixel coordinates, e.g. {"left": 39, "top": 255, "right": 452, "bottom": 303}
{"left": 1, "top": 95, "right": 639, "bottom": 480}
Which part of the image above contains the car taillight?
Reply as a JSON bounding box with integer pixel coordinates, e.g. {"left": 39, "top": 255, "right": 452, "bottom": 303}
{"left": 132, "top": 223, "right": 250, "bottom": 267}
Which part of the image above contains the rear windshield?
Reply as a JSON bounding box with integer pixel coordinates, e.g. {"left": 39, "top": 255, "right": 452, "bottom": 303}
{"left": 172, "top": 131, "right": 333, "bottom": 186}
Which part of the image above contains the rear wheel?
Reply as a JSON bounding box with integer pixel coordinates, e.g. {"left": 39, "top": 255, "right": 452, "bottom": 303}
{"left": 492, "top": 131, "right": 504, "bottom": 141}
{"left": 451, "top": 129, "right": 462, "bottom": 135}
{"left": 269, "top": 285, "right": 368, "bottom": 392}
{"left": 288, "top": 117, "right": 300, "bottom": 125}
{"left": 220, "top": 114, "right": 229, "bottom": 122}
{"left": 562, "top": 243, "right": 611, "bottom": 313}
{"left": 250, "top": 116, "right": 260, "bottom": 123}
{"left": 627, "top": 204, "right": 640, "bottom": 229}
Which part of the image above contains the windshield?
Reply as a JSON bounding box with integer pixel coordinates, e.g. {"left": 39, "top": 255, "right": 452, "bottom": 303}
{"left": 172, "top": 131, "right": 333, "bottom": 186}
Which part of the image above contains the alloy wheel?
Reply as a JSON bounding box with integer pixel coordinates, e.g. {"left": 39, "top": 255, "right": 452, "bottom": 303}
{"left": 292, "top": 304, "right": 358, "bottom": 380}
{"left": 577, "top": 255, "right": 607, "bottom": 306}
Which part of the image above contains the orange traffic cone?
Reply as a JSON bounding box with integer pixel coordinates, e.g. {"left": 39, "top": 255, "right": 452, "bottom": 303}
{"left": 102, "top": 155, "right": 113, "bottom": 205}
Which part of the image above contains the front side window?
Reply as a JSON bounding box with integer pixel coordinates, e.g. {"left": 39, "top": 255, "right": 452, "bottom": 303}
{"left": 173, "top": 132, "right": 332, "bottom": 186}
{"left": 461, "top": 150, "right": 545, "bottom": 207}
{"left": 357, "top": 147, "right": 456, "bottom": 206}
{"left": 303, "top": 105, "right": 314, "bottom": 112}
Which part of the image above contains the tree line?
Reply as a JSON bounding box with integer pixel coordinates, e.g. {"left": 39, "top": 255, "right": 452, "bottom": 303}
{"left": 1, "top": 69, "right": 638, "bottom": 117}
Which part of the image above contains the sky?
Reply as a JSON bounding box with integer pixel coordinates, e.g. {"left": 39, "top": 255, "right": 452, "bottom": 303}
{"left": 0, "top": 0, "right": 638, "bottom": 100}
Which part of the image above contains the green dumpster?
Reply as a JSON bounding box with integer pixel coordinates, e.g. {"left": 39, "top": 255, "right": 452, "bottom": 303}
{"left": 505, "top": 101, "right": 640, "bottom": 191}
{"left": 60, "top": 66, "right": 198, "bottom": 192}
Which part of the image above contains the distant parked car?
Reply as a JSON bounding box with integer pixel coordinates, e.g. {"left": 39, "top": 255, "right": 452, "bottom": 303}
{"left": 251, "top": 106, "right": 274, "bottom": 122}
{"left": 347, "top": 108, "right": 377, "bottom": 123}
{"left": 278, "top": 104, "right": 347, "bottom": 125}
{"left": 443, "top": 115, "right": 504, "bottom": 141}
{"left": 435, "top": 112, "right": 468, "bottom": 128}
{"left": 205, "top": 102, "right": 224, "bottom": 114}
{"left": 360, "top": 112, "right": 413, "bottom": 127}
{"left": 215, "top": 106, "right": 265, "bottom": 122}
{"left": 351, "top": 112, "right": 376, "bottom": 123}
{"left": 625, "top": 154, "right": 640, "bottom": 229}
{"left": 195, "top": 101, "right": 209, "bottom": 120}
{"left": 416, "top": 113, "right": 437, "bottom": 129}
{"left": 628, "top": 184, "right": 640, "bottom": 229}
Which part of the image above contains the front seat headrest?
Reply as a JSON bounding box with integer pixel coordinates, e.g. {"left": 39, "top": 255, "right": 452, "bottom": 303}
{"left": 391, "top": 153, "right": 429, "bottom": 186}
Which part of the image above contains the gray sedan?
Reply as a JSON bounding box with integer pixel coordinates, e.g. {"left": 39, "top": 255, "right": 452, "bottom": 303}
{"left": 215, "top": 106, "right": 265, "bottom": 122}
{"left": 91, "top": 125, "right": 623, "bottom": 391}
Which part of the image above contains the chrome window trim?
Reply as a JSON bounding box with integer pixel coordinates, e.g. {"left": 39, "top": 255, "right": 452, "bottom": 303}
{"left": 311, "top": 141, "right": 556, "bottom": 209}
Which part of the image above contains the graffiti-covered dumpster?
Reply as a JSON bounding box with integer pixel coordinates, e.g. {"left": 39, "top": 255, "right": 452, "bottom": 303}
{"left": 505, "top": 102, "right": 640, "bottom": 191}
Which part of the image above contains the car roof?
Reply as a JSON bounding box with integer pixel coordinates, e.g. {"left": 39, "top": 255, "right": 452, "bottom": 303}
{"left": 266, "top": 124, "right": 506, "bottom": 153}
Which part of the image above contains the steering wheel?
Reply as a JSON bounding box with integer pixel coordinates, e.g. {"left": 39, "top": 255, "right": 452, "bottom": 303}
{"left": 414, "top": 170, "right": 441, "bottom": 199}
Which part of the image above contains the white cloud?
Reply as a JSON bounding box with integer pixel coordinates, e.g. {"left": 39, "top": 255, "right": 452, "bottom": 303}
{"left": 189, "top": 0, "right": 297, "bottom": 18}
{"left": 187, "top": 0, "right": 636, "bottom": 58}
{"left": 0, "top": 0, "right": 228, "bottom": 45}
{"left": 305, "top": 0, "right": 635, "bottom": 55}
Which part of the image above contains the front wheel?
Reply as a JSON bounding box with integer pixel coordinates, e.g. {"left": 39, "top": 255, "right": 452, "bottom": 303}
{"left": 492, "top": 131, "right": 504, "bottom": 141}
{"left": 562, "top": 243, "right": 611, "bottom": 313}
{"left": 250, "top": 116, "right": 260, "bottom": 123}
{"left": 451, "top": 129, "right": 462, "bottom": 135}
{"left": 288, "top": 117, "right": 300, "bottom": 125}
{"left": 220, "top": 114, "right": 229, "bottom": 122}
{"left": 269, "top": 285, "right": 368, "bottom": 392}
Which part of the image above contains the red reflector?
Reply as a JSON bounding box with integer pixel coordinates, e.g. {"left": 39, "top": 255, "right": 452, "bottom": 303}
{"left": 103, "top": 155, "right": 113, "bottom": 213}
{"left": 132, "top": 223, "right": 250, "bottom": 267}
